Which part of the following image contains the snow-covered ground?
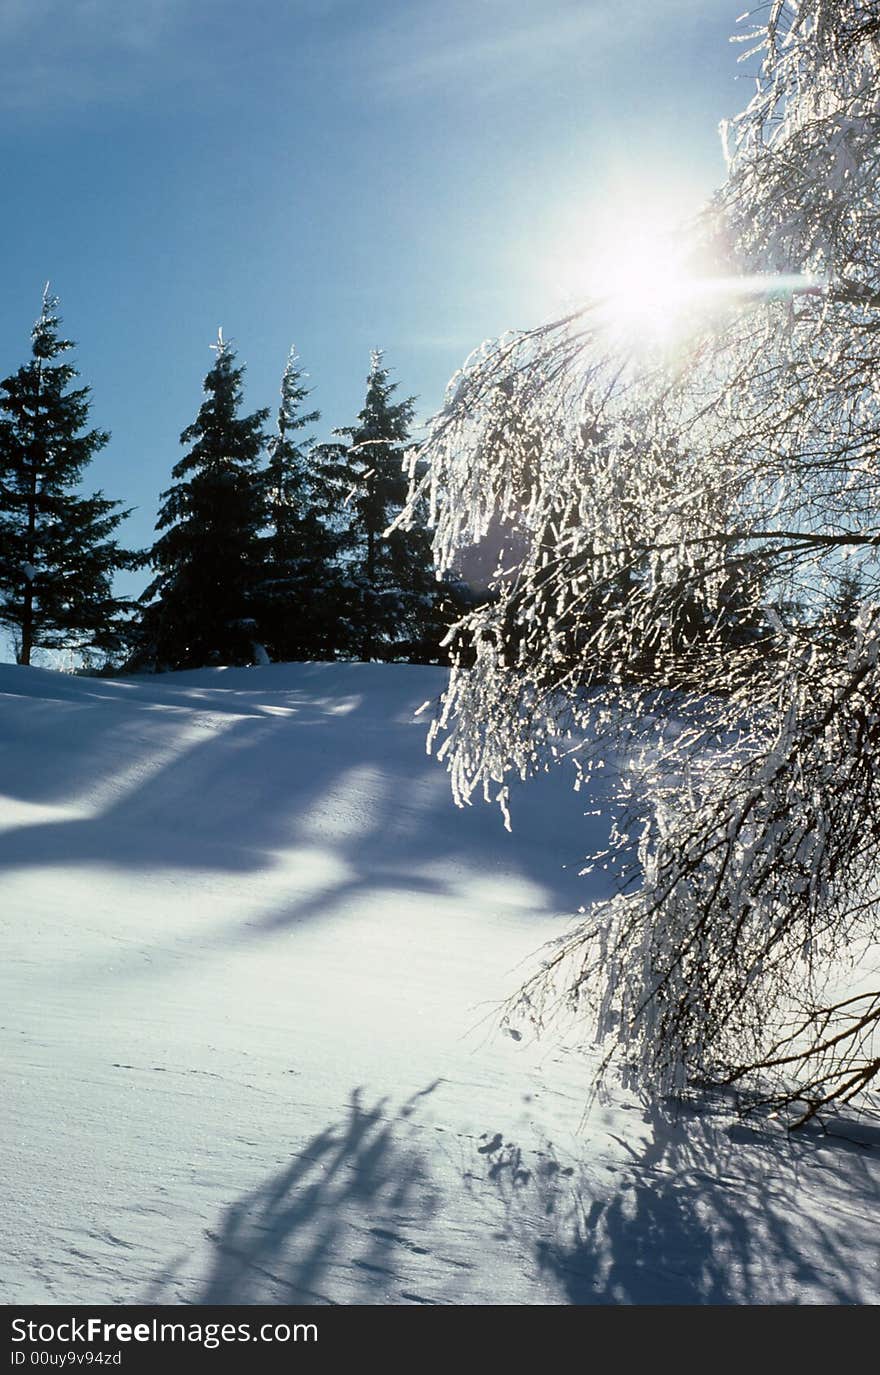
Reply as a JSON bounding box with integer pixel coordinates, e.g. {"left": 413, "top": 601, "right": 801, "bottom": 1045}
{"left": 1, "top": 661, "right": 878, "bottom": 1305}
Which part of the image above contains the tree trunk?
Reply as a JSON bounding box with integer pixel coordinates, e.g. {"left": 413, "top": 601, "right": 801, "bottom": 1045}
{"left": 19, "top": 587, "right": 33, "bottom": 666}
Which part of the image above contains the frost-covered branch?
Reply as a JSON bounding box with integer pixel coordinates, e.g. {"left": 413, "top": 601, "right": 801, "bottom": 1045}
{"left": 406, "top": 0, "right": 880, "bottom": 1120}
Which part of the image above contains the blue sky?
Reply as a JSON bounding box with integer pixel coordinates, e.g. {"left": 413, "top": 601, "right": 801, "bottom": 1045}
{"left": 0, "top": 1, "right": 743, "bottom": 603}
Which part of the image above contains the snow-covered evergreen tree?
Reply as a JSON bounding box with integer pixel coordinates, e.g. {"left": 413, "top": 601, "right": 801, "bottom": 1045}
{"left": 0, "top": 289, "right": 138, "bottom": 666}
{"left": 334, "top": 351, "right": 443, "bottom": 662}
{"left": 409, "top": 1, "right": 880, "bottom": 1122}
{"left": 138, "top": 331, "right": 269, "bottom": 671}
{"left": 260, "top": 347, "right": 350, "bottom": 661}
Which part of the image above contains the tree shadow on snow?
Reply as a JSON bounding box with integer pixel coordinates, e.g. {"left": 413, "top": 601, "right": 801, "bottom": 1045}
{"left": 473, "top": 1096, "right": 880, "bottom": 1305}
{"left": 175, "top": 1086, "right": 448, "bottom": 1306}
{"left": 0, "top": 666, "right": 606, "bottom": 975}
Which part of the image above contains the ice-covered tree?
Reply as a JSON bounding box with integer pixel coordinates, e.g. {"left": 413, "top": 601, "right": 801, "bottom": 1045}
{"left": 407, "top": 1, "right": 880, "bottom": 1123}
{"left": 260, "top": 347, "right": 350, "bottom": 661}
{"left": 138, "top": 331, "right": 269, "bottom": 671}
{"left": 0, "top": 289, "right": 138, "bottom": 666}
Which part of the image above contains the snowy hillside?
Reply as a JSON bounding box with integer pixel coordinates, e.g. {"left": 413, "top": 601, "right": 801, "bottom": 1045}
{"left": 1, "top": 661, "right": 878, "bottom": 1305}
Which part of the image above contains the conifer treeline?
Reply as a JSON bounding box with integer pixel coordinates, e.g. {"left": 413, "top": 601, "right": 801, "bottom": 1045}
{"left": 0, "top": 293, "right": 461, "bottom": 672}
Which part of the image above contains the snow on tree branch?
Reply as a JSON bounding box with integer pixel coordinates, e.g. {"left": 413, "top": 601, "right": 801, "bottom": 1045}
{"left": 406, "top": 0, "right": 880, "bottom": 1121}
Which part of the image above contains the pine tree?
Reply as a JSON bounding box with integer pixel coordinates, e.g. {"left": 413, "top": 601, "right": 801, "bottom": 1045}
{"left": 260, "top": 348, "right": 350, "bottom": 661}
{"left": 335, "top": 351, "right": 444, "bottom": 662}
{"left": 138, "top": 331, "right": 269, "bottom": 671}
{"left": 0, "top": 288, "right": 138, "bottom": 667}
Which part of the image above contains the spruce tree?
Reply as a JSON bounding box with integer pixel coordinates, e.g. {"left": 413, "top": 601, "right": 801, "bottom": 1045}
{"left": 0, "top": 289, "right": 137, "bottom": 666}
{"left": 335, "top": 351, "right": 444, "bottom": 662}
{"left": 138, "top": 331, "right": 269, "bottom": 671}
{"left": 260, "top": 348, "right": 350, "bottom": 661}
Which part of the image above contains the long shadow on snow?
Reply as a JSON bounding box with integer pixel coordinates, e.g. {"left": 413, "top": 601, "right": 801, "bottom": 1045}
{"left": 479, "top": 1098, "right": 880, "bottom": 1304}
{"left": 154, "top": 1083, "right": 880, "bottom": 1306}
{"left": 0, "top": 713, "right": 302, "bottom": 877}
{"left": 0, "top": 661, "right": 413, "bottom": 809}
{"left": 181, "top": 1087, "right": 447, "bottom": 1306}
{"left": 0, "top": 666, "right": 603, "bottom": 943}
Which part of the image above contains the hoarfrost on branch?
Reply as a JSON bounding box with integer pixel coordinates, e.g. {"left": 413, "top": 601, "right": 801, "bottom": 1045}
{"left": 406, "top": 1, "right": 880, "bottom": 1122}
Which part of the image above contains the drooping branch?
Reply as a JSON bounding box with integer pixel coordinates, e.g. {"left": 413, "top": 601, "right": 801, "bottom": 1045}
{"left": 404, "top": 1, "right": 880, "bottom": 1123}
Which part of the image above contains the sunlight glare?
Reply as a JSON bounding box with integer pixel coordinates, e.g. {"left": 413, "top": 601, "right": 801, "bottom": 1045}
{"left": 538, "top": 185, "right": 825, "bottom": 351}
{"left": 588, "top": 225, "right": 696, "bottom": 340}
{"left": 539, "top": 186, "right": 705, "bottom": 348}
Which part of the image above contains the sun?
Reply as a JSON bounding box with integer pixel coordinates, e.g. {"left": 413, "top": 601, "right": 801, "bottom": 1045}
{"left": 582, "top": 222, "right": 700, "bottom": 345}
{"left": 596, "top": 236, "right": 691, "bottom": 322}
{"left": 538, "top": 188, "right": 707, "bottom": 348}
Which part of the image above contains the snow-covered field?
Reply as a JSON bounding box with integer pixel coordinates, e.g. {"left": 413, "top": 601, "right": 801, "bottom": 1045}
{"left": 1, "top": 661, "right": 878, "bottom": 1305}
